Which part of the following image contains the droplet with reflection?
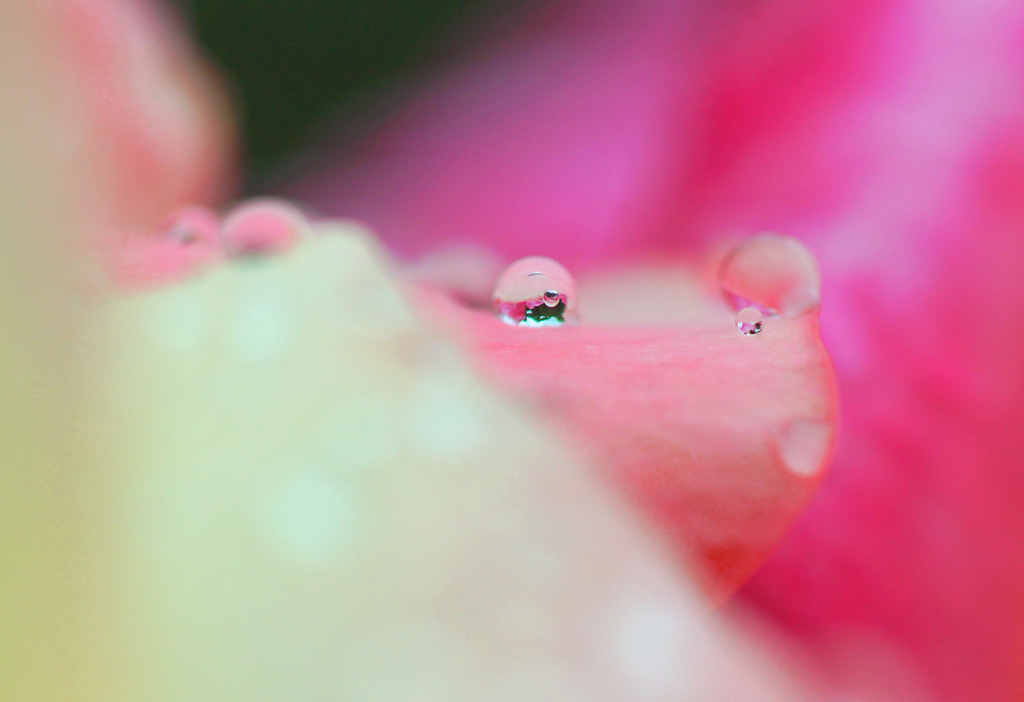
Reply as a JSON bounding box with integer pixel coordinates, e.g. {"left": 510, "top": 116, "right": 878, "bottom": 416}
{"left": 718, "top": 234, "right": 820, "bottom": 318}
{"left": 735, "top": 307, "right": 763, "bottom": 335}
{"left": 493, "top": 256, "right": 578, "bottom": 326}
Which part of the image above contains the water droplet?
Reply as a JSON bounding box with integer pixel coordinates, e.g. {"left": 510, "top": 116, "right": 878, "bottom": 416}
{"left": 168, "top": 224, "right": 197, "bottom": 245}
{"left": 719, "top": 234, "right": 821, "bottom": 318}
{"left": 161, "top": 206, "right": 219, "bottom": 247}
{"left": 221, "top": 198, "right": 308, "bottom": 256}
{"left": 775, "top": 419, "right": 832, "bottom": 477}
{"left": 735, "top": 307, "right": 763, "bottom": 335}
{"left": 493, "top": 256, "right": 578, "bottom": 326}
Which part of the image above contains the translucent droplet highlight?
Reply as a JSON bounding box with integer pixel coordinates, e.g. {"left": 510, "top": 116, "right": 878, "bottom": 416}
{"left": 775, "top": 419, "right": 833, "bottom": 477}
{"left": 161, "top": 206, "right": 219, "bottom": 247}
{"left": 493, "top": 256, "right": 578, "bottom": 326}
{"left": 735, "top": 307, "right": 763, "bottom": 335}
{"left": 719, "top": 234, "right": 821, "bottom": 318}
{"left": 221, "top": 198, "right": 309, "bottom": 256}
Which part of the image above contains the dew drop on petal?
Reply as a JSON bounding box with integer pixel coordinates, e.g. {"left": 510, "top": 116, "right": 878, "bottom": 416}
{"left": 775, "top": 419, "right": 833, "bottom": 477}
{"left": 719, "top": 234, "right": 821, "bottom": 318}
{"left": 221, "top": 198, "right": 309, "bottom": 257}
{"left": 493, "top": 256, "right": 578, "bottom": 326}
{"left": 161, "top": 205, "right": 220, "bottom": 247}
{"left": 735, "top": 307, "right": 763, "bottom": 335}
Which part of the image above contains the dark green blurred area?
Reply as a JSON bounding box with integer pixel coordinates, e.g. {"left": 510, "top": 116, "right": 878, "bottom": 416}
{"left": 171, "top": 0, "right": 518, "bottom": 173}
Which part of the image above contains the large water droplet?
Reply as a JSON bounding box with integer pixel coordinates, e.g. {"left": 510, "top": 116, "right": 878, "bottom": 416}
{"left": 493, "top": 256, "right": 578, "bottom": 326}
{"left": 735, "top": 307, "right": 763, "bottom": 335}
{"left": 719, "top": 234, "right": 821, "bottom": 318}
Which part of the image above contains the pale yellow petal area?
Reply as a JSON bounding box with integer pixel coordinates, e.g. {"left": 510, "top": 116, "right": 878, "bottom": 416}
{"left": 0, "top": 3, "right": 91, "bottom": 700}
{"left": 7, "top": 219, "right": 817, "bottom": 700}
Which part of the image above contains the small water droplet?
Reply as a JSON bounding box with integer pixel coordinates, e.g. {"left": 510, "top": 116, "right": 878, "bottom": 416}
{"left": 719, "top": 234, "right": 821, "bottom": 318}
{"left": 493, "top": 256, "right": 578, "bottom": 326}
{"left": 161, "top": 206, "right": 219, "bottom": 248}
{"left": 169, "top": 225, "right": 196, "bottom": 245}
{"left": 735, "top": 307, "right": 763, "bottom": 335}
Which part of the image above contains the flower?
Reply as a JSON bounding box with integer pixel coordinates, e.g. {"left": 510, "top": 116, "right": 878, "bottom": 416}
{"left": 285, "top": 1, "right": 1024, "bottom": 699}
{"left": 6, "top": 0, "right": 1024, "bottom": 700}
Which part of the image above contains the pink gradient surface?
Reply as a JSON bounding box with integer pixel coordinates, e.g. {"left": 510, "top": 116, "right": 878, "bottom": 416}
{"left": 56, "top": 0, "right": 1024, "bottom": 699}
{"left": 45, "top": 0, "right": 236, "bottom": 233}
{"left": 285, "top": 1, "right": 1024, "bottom": 699}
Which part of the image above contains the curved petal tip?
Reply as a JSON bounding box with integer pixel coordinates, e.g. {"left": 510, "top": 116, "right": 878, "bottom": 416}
{"left": 417, "top": 235, "right": 839, "bottom": 601}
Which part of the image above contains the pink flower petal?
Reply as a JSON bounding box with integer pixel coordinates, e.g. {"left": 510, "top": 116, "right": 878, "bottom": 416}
{"left": 43, "top": 0, "right": 237, "bottom": 234}
{"left": 282, "top": 0, "right": 1024, "bottom": 697}
{"left": 47, "top": 0, "right": 1024, "bottom": 695}
{"left": 285, "top": 0, "right": 689, "bottom": 267}
{"left": 102, "top": 206, "right": 223, "bottom": 288}
{"left": 416, "top": 238, "right": 838, "bottom": 601}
